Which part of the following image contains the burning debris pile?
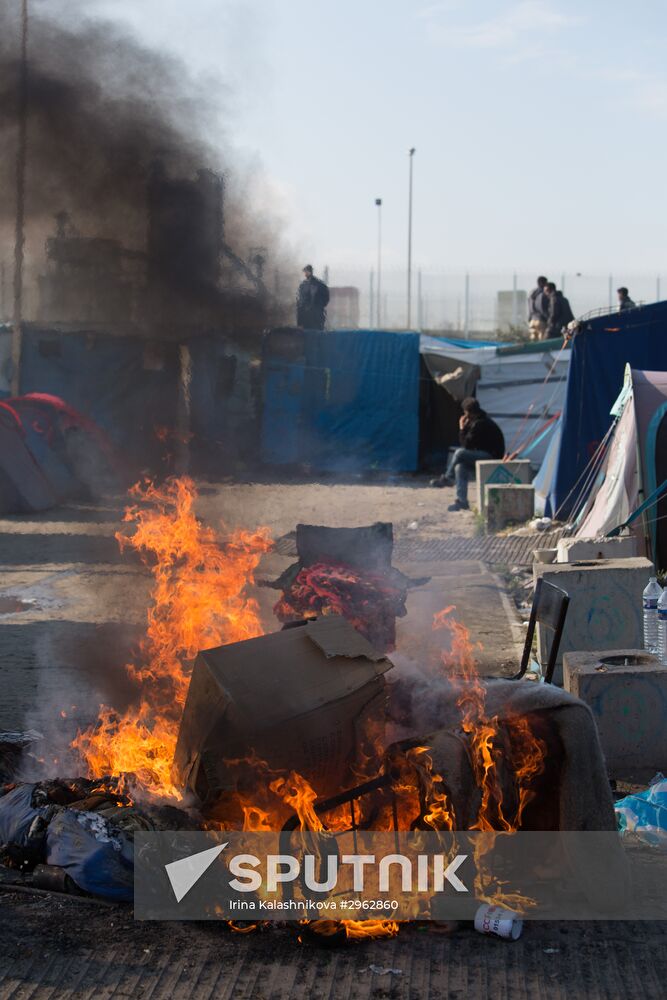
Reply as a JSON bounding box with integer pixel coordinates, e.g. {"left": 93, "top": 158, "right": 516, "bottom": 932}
{"left": 270, "top": 523, "right": 422, "bottom": 651}
{"left": 0, "top": 477, "right": 618, "bottom": 938}
{"left": 274, "top": 563, "right": 407, "bottom": 652}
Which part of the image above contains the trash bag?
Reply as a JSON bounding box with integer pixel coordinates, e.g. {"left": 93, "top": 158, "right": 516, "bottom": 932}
{"left": 615, "top": 773, "right": 667, "bottom": 847}
{"left": 0, "top": 730, "right": 42, "bottom": 783}
{"left": 46, "top": 808, "right": 134, "bottom": 901}
{"left": 0, "top": 783, "right": 53, "bottom": 870}
{"left": 0, "top": 784, "right": 47, "bottom": 847}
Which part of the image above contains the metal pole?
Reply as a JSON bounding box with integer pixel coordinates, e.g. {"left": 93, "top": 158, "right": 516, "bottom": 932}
{"left": 11, "top": 0, "right": 28, "bottom": 395}
{"left": 406, "top": 147, "right": 415, "bottom": 328}
{"left": 375, "top": 198, "right": 382, "bottom": 328}
{"left": 417, "top": 269, "right": 423, "bottom": 329}
{"left": 464, "top": 273, "right": 470, "bottom": 339}
{"left": 369, "top": 270, "right": 374, "bottom": 328}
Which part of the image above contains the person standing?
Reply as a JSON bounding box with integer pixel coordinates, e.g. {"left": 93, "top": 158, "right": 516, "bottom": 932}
{"left": 528, "top": 276, "right": 549, "bottom": 339}
{"left": 431, "top": 397, "right": 505, "bottom": 511}
{"left": 544, "top": 282, "right": 574, "bottom": 339}
{"left": 296, "top": 265, "right": 330, "bottom": 330}
{"left": 617, "top": 287, "right": 636, "bottom": 311}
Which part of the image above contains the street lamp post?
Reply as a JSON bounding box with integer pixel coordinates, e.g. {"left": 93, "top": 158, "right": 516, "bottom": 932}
{"left": 407, "top": 147, "right": 416, "bottom": 329}
{"left": 375, "top": 198, "right": 382, "bottom": 327}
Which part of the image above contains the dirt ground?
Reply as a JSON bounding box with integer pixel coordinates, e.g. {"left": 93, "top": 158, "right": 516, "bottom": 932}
{"left": 0, "top": 473, "right": 665, "bottom": 998}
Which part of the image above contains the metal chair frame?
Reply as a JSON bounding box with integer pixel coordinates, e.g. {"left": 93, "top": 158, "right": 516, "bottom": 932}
{"left": 512, "top": 576, "right": 570, "bottom": 684}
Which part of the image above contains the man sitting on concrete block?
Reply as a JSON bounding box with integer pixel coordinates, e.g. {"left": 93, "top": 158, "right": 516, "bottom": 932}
{"left": 431, "top": 397, "right": 505, "bottom": 511}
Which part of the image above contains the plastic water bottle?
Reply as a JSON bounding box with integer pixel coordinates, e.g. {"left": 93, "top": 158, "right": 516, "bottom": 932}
{"left": 643, "top": 577, "right": 663, "bottom": 655}
{"left": 657, "top": 588, "right": 667, "bottom": 664}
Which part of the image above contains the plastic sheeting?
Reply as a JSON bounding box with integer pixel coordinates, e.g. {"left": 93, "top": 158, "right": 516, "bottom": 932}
{"left": 261, "top": 329, "right": 420, "bottom": 472}
{"left": 46, "top": 809, "right": 134, "bottom": 902}
{"left": 616, "top": 774, "right": 667, "bottom": 848}
{"left": 188, "top": 337, "right": 259, "bottom": 468}
{"left": 547, "top": 302, "right": 667, "bottom": 518}
{"left": 420, "top": 335, "right": 569, "bottom": 464}
{"left": 19, "top": 326, "right": 180, "bottom": 469}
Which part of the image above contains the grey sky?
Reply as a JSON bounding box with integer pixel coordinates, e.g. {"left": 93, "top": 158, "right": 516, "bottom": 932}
{"left": 31, "top": 1, "right": 667, "bottom": 275}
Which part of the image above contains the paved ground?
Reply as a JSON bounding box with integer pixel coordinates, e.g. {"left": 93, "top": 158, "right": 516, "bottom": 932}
{"left": 0, "top": 890, "right": 666, "bottom": 1000}
{"left": 1, "top": 474, "right": 664, "bottom": 998}
{"left": 0, "top": 477, "right": 521, "bottom": 732}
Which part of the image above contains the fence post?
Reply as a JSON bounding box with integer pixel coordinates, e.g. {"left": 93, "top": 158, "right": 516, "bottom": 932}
{"left": 464, "top": 273, "right": 470, "bottom": 339}
{"left": 369, "top": 270, "right": 374, "bottom": 328}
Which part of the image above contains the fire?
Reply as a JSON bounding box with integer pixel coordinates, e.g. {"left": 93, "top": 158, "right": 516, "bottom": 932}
{"left": 433, "top": 606, "right": 547, "bottom": 911}
{"left": 72, "top": 476, "right": 272, "bottom": 799}
{"left": 433, "top": 606, "right": 547, "bottom": 832}
{"left": 68, "top": 477, "right": 547, "bottom": 934}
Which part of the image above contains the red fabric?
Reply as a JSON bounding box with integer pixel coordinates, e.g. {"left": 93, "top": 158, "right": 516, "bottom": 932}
{"left": 6, "top": 393, "right": 119, "bottom": 466}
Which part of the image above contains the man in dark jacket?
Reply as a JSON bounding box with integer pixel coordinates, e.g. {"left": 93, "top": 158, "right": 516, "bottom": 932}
{"left": 544, "top": 282, "right": 574, "bottom": 339}
{"left": 528, "top": 276, "right": 549, "bottom": 339}
{"left": 617, "top": 287, "right": 636, "bottom": 311}
{"left": 431, "top": 397, "right": 505, "bottom": 510}
{"left": 296, "top": 265, "right": 330, "bottom": 330}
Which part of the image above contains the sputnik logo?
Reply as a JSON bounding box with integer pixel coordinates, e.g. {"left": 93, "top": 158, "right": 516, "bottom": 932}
{"left": 165, "top": 843, "right": 227, "bottom": 903}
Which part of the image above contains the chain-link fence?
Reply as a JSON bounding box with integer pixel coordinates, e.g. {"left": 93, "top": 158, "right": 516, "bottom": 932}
{"left": 321, "top": 268, "right": 665, "bottom": 337}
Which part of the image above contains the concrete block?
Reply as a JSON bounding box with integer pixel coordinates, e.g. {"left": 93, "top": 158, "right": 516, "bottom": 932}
{"left": 485, "top": 484, "right": 535, "bottom": 531}
{"left": 563, "top": 649, "right": 667, "bottom": 776}
{"left": 556, "top": 535, "right": 637, "bottom": 563}
{"left": 533, "top": 557, "right": 654, "bottom": 670}
{"left": 475, "top": 459, "right": 532, "bottom": 514}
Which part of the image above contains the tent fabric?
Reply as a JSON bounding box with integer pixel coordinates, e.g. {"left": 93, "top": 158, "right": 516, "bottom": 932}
{"left": 574, "top": 369, "right": 667, "bottom": 563}
{"left": 572, "top": 394, "right": 638, "bottom": 542}
{"left": 533, "top": 416, "right": 561, "bottom": 516}
{"left": 547, "top": 303, "right": 667, "bottom": 518}
{"left": 0, "top": 326, "right": 11, "bottom": 397}
{"left": 19, "top": 326, "right": 180, "bottom": 470}
{"left": 420, "top": 335, "right": 570, "bottom": 464}
{"left": 0, "top": 393, "right": 118, "bottom": 513}
{"left": 261, "top": 328, "right": 420, "bottom": 472}
{"left": 0, "top": 405, "right": 59, "bottom": 513}
{"left": 418, "top": 353, "right": 480, "bottom": 471}
{"left": 187, "top": 336, "right": 259, "bottom": 469}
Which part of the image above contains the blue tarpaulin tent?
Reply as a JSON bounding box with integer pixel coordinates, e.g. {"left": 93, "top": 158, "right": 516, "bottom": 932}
{"left": 547, "top": 302, "right": 667, "bottom": 518}
{"left": 19, "top": 326, "right": 180, "bottom": 468}
{"left": 261, "top": 329, "right": 421, "bottom": 472}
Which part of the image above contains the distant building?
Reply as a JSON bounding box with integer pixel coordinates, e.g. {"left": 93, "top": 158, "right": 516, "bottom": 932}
{"left": 496, "top": 289, "right": 527, "bottom": 333}
{"left": 327, "top": 286, "right": 360, "bottom": 329}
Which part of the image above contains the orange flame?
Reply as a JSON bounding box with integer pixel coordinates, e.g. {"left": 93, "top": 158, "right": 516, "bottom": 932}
{"left": 72, "top": 477, "right": 272, "bottom": 799}
{"left": 432, "top": 606, "right": 546, "bottom": 833}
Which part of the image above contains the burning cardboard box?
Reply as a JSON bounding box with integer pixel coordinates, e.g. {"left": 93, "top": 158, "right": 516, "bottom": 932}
{"left": 172, "top": 615, "right": 393, "bottom": 807}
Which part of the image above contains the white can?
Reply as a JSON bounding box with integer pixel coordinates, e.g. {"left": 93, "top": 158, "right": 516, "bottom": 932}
{"left": 474, "top": 903, "right": 523, "bottom": 941}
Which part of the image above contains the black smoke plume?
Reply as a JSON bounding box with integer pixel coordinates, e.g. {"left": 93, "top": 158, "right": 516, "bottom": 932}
{"left": 0, "top": 2, "right": 286, "bottom": 329}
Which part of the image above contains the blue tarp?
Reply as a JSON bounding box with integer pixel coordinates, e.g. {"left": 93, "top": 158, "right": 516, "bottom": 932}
{"left": 261, "top": 329, "right": 420, "bottom": 472}
{"left": 428, "top": 336, "right": 501, "bottom": 349}
{"left": 19, "top": 327, "right": 180, "bottom": 466}
{"left": 188, "top": 336, "right": 257, "bottom": 464}
{"left": 547, "top": 303, "right": 667, "bottom": 518}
